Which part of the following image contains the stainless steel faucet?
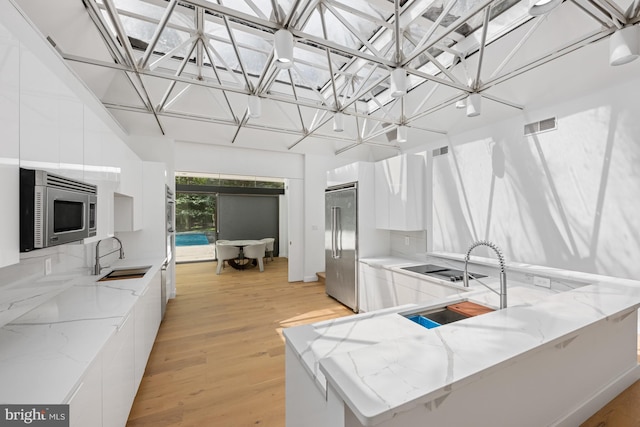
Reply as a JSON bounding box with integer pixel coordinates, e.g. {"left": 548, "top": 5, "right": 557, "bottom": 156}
{"left": 94, "top": 236, "right": 124, "bottom": 275}
{"left": 463, "top": 240, "right": 507, "bottom": 309}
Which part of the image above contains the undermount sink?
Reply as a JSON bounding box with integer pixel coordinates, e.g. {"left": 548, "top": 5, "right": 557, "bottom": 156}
{"left": 403, "top": 301, "right": 494, "bottom": 329}
{"left": 97, "top": 266, "right": 151, "bottom": 282}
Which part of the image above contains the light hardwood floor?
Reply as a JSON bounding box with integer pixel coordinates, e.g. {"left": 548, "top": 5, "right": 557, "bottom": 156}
{"left": 126, "top": 258, "right": 352, "bottom": 426}
{"left": 127, "top": 258, "right": 640, "bottom": 426}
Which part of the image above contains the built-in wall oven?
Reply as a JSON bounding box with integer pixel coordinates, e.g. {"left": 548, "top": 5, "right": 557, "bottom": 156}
{"left": 20, "top": 168, "right": 97, "bottom": 252}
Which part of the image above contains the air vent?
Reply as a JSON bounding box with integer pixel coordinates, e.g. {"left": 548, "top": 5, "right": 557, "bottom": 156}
{"left": 432, "top": 146, "right": 449, "bottom": 157}
{"left": 524, "top": 117, "right": 557, "bottom": 136}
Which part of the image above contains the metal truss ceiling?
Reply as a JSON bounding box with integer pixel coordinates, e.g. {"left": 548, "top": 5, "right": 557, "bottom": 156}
{"left": 34, "top": 0, "right": 640, "bottom": 154}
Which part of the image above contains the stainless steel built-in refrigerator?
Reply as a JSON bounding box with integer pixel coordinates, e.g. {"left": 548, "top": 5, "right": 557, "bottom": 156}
{"left": 325, "top": 183, "right": 358, "bottom": 311}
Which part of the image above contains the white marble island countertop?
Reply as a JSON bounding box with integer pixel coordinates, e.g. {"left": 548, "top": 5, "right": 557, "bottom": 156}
{"left": 317, "top": 280, "right": 640, "bottom": 426}
{"left": 0, "top": 257, "right": 164, "bottom": 404}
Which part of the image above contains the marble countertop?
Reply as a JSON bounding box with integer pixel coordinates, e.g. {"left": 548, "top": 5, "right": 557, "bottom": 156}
{"left": 286, "top": 254, "right": 640, "bottom": 426}
{"left": 0, "top": 257, "right": 164, "bottom": 404}
{"left": 318, "top": 280, "right": 640, "bottom": 426}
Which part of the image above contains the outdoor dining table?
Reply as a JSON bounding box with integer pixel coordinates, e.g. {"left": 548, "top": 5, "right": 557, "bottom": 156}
{"left": 222, "top": 240, "right": 262, "bottom": 270}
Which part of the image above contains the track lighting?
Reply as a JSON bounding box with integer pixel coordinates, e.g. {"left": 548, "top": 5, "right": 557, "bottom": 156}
{"left": 274, "top": 29, "right": 294, "bottom": 68}
{"left": 609, "top": 26, "right": 640, "bottom": 66}
{"left": 397, "top": 125, "right": 407, "bottom": 143}
{"left": 466, "top": 94, "right": 481, "bottom": 117}
{"left": 333, "top": 113, "right": 344, "bottom": 132}
{"left": 455, "top": 99, "right": 466, "bottom": 109}
{"left": 248, "top": 95, "right": 261, "bottom": 118}
{"left": 390, "top": 68, "right": 407, "bottom": 98}
{"left": 528, "top": 0, "right": 563, "bottom": 16}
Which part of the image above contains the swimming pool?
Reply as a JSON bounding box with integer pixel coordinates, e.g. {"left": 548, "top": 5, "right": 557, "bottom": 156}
{"left": 175, "top": 233, "right": 210, "bottom": 247}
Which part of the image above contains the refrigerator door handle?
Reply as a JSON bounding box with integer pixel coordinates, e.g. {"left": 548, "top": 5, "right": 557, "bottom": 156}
{"left": 331, "top": 206, "right": 340, "bottom": 259}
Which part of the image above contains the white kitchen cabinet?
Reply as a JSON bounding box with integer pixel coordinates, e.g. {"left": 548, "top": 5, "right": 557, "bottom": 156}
{"left": 134, "top": 271, "right": 161, "bottom": 387}
{"left": 102, "top": 312, "right": 136, "bottom": 427}
{"left": 83, "top": 107, "right": 116, "bottom": 240}
{"left": 114, "top": 147, "right": 143, "bottom": 232}
{"left": 0, "top": 21, "right": 20, "bottom": 269}
{"left": 358, "top": 262, "right": 470, "bottom": 312}
{"left": 19, "top": 46, "right": 84, "bottom": 178}
{"left": 58, "top": 96, "right": 84, "bottom": 181}
{"left": 67, "top": 355, "right": 102, "bottom": 427}
{"left": 19, "top": 48, "right": 59, "bottom": 171}
{"left": 374, "top": 154, "right": 424, "bottom": 231}
{"left": 358, "top": 262, "right": 397, "bottom": 312}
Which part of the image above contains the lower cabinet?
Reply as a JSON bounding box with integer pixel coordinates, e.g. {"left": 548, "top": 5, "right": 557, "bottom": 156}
{"left": 103, "top": 312, "right": 136, "bottom": 427}
{"left": 65, "top": 274, "right": 161, "bottom": 427}
{"left": 359, "top": 262, "right": 470, "bottom": 312}
{"left": 68, "top": 355, "right": 103, "bottom": 427}
{"left": 135, "top": 271, "right": 161, "bottom": 387}
{"left": 359, "top": 263, "right": 396, "bottom": 312}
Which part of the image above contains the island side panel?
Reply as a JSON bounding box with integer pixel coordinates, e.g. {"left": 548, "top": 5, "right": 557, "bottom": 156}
{"left": 285, "top": 345, "right": 331, "bottom": 427}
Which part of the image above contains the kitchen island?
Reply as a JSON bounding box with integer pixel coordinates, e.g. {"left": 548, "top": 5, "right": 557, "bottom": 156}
{"left": 284, "top": 254, "right": 640, "bottom": 427}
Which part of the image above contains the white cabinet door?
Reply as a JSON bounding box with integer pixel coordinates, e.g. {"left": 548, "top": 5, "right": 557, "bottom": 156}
{"left": 358, "top": 262, "right": 397, "bottom": 312}
{"left": 115, "top": 147, "right": 143, "bottom": 232}
{"left": 67, "top": 355, "right": 102, "bottom": 427}
{"left": 83, "top": 107, "right": 115, "bottom": 240}
{"left": 58, "top": 96, "right": 84, "bottom": 181}
{"left": 19, "top": 48, "right": 59, "bottom": 171}
{"left": 374, "top": 154, "right": 425, "bottom": 231}
{"left": 134, "top": 271, "right": 161, "bottom": 387}
{"left": 0, "top": 21, "right": 19, "bottom": 268}
{"left": 102, "top": 312, "right": 135, "bottom": 427}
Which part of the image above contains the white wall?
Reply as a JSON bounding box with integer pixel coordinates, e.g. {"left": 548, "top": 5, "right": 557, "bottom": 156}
{"left": 175, "top": 141, "right": 345, "bottom": 282}
{"left": 304, "top": 155, "right": 336, "bottom": 281}
{"left": 429, "top": 78, "right": 640, "bottom": 279}
{"left": 175, "top": 141, "right": 304, "bottom": 180}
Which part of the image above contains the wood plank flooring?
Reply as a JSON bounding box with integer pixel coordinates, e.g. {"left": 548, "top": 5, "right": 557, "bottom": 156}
{"left": 128, "top": 258, "right": 640, "bottom": 426}
{"left": 126, "top": 258, "right": 353, "bottom": 427}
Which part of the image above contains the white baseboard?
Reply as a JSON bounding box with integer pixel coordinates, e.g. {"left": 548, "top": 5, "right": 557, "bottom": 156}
{"left": 304, "top": 274, "right": 319, "bottom": 282}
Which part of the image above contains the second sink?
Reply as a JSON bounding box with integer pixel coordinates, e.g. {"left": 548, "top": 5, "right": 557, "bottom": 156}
{"left": 98, "top": 266, "right": 151, "bottom": 282}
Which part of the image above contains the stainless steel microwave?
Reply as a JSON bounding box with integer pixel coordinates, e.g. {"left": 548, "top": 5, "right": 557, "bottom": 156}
{"left": 20, "top": 168, "right": 97, "bottom": 252}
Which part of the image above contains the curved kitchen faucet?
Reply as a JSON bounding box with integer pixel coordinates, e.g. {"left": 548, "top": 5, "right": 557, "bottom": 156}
{"left": 463, "top": 240, "right": 507, "bottom": 309}
{"left": 94, "top": 236, "right": 124, "bottom": 275}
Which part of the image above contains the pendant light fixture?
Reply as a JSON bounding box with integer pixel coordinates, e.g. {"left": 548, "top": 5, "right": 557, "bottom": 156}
{"left": 274, "top": 29, "right": 294, "bottom": 68}
{"left": 609, "top": 26, "right": 640, "bottom": 66}
{"left": 333, "top": 112, "right": 344, "bottom": 132}
{"left": 248, "top": 95, "right": 261, "bottom": 118}
{"left": 528, "top": 0, "right": 563, "bottom": 16}
{"left": 466, "top": 94, "right": 481, "bottom": 117}
{"left": 390, "top": 68, "right": 407, "bottom": 98}
{"left": 397, "top": 125, "right": 408, "bottom": 143}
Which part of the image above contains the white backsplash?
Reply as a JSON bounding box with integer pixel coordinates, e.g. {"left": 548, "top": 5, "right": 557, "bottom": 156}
{"left": 389, "top": 230, "right": 428, "bottom": 260}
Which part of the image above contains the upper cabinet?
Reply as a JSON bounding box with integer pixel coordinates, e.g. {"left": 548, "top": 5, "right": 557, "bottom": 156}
{"left": 19, "top": 48, "right": 84, "bottom": 179}
{"left": 375, "top": 154, "right": 425, "bottom": 231}
{"left": 0, "top": 21, "right": 20, "bottom": 269}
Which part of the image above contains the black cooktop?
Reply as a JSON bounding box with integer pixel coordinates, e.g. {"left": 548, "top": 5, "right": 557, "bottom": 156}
{"left": 401, "top": 264, "right": 487, "bottom": 282}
